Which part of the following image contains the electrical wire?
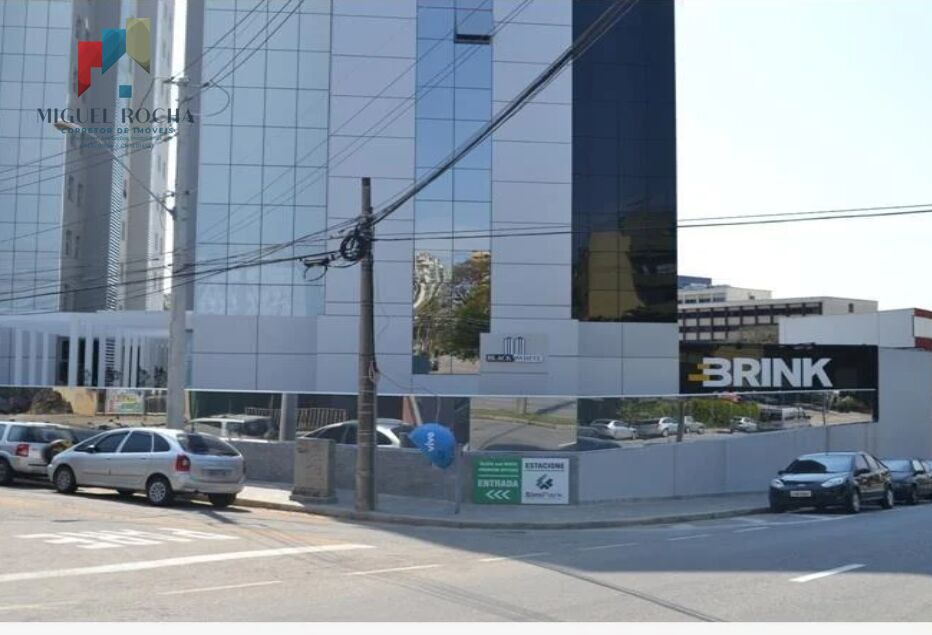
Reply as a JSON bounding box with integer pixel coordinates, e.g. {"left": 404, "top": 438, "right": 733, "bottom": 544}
{"left": 370, "top": 0, "right": 641, "bottom": 227}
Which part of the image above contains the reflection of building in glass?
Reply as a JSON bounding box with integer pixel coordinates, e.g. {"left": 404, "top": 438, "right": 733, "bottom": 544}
{"left": 571, "top": 0, "right": 677, "bottom": 323}
{"left": 412, "top": 1, "right": 493, "bottom": 375}
{"left": 413, "top": 251, "right": 447, "bottom": 310}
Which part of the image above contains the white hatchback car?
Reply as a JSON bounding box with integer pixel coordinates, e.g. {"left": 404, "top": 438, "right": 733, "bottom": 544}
{"left": 48, "top": 428, "right": 245, "bottom": 507}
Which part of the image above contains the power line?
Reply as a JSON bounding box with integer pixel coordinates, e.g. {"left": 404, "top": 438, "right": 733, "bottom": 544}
{"left": 371, "top": 0, "right": 641, "bottom": 227}
{"left": 195, "top": 0, "right": 513, "bottom": 247}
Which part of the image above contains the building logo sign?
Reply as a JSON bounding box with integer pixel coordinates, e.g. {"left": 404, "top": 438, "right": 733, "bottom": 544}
{"left": 485, "top": 336, "right": 544, "bottom": 364}
{"left": 690, "top": 357, "right": 833, "bottom": 389}
{"left": 680, "top": 344, "right": 878, "bottom": 394}
{"left": 474, "top": 457, "right": 570, "bottom": 505}
{"left": 78, "top": 18, "right": 150, "bottom": 97}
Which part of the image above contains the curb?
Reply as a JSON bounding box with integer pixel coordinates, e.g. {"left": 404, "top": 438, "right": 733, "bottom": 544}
{"left": 235, "top": 496, "right": 770, "bottom": 530}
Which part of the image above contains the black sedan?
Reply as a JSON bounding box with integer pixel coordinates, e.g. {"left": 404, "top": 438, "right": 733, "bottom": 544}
{"left": 881, "top": 458, "right": 932, "bottom": 504}
{"left": 769, "top": 451, "right": 894, "bottom": 514}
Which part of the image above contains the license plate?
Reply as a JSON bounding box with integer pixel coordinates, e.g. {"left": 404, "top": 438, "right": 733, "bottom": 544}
{"left": 790, "top": 490, "right": 812, "bottom": 498}
{"left": 205, "top": 469, "right": 231, "bottom": 477}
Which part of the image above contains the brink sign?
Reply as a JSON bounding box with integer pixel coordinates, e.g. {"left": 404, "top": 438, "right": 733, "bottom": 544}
{"left": 680, "top": 344, "right": 878, "bottom": 394}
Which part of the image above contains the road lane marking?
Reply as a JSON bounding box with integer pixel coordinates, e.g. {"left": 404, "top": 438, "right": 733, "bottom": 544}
{"left": 17, "top": 527, "right": 237, "bottom": 550}
{"left": 667, "top": 534, "right": 711, "bottom": 542}
{"left": 161, "top": 581, "right": 282, "bottom": 595}
{"left": 478, "top": 552, "right": 549, "bottom": 562}
{"left": 733, "top": 527, "right": 770, "bottom": 534}
{"left": 348, "top": 565, "right": 440, "bottom": 576}
{"left": 0, "top": 601, "right": 79, "bottom": 612}
{"left": 577, "top": 543, "right": 638, "bottom": 552}
{"left": 791, "top": 563, "right": 865, "bottom": 583}
{"left": 0, "top": 544, "right": 373, "bottom": 584}
{"left": 733, "top": 517, "right": 769, "bottom": 525}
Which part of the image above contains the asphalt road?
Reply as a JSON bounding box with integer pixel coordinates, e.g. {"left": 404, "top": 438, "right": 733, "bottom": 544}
{"left": 2, "top": 482, "right": 932, "bottom": 621}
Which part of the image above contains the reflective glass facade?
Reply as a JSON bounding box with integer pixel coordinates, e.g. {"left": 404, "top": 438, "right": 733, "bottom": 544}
{"left": 412, "top": 0, "right": 493, "bottom": 375}
{"left": 194, "top": 0, "right": 330, "bottom": 317}
{"left": 0, "top": 0, "right": 71, "bottom": 313}
{"left": 571, "top": 0, "right": 677, "bottom": 322}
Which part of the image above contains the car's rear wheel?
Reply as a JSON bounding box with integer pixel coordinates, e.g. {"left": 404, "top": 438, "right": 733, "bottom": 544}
{"left": 0, "top": 458, "right": 13, "bottom": 485}
{"left": 146, "top": 476, "right": 174, "bottom": 507}
{"left": 881, "top": 486, "right": 895, "bottom": 509}
{"left": 208, "top": 493, "right": 237, "bottom": 508}
{"left": 846, "top": 488, "right": 861, "bottom": 514}
{"left": 53, "top": 466, "right": 77, "bottom": 494}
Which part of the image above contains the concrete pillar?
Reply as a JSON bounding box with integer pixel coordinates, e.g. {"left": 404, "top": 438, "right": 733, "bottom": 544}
{"left": 83, "top": 324, "right": 93, "bottom": 387}
{"left": 41, "top": 333, "right": 51, "bottom": 385}
{"left": 13, "top": 329, "right": 23, "bottom": 386}
{"left": 115, "top": 334, "right": 124, "bottom": 386}
{"left": 139, "top": 337, "right": 149, "bottom": 386}
{"left": 279, "top": 392, "right": 298, "bottom": 441}
{"left": 96, "top": 335, "right": 106, "bottom": 387}
{"left": 67, "top": 323, "right": 78, "bottom": 387}
{"left": 129, "top": 336, "right": 138, "bottom": 388}
{"left": 28, "top": 330, "right": 38, "bottom": 385}
{"left": 125, "top": 335, "right": 134, "bottom": 388}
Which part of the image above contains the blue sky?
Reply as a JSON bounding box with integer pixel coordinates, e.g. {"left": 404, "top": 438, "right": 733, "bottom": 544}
{"left": 676, "top": 0, "right": 932, "bottom": 308}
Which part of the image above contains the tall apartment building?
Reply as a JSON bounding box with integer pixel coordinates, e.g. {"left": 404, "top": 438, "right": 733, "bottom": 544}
{"left": 115, "top": 0, "right": 175, "bottom": 311}
{"left": 0, "top": 0, "right": 173, "bottom": 315}
{"left": 184, "top": 0, "right": 678, "bottom": 396}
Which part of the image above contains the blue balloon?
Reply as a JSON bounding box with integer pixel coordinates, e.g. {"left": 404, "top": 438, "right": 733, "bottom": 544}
{"left": 408, "top": 423, "right": 456, "bottom": 470}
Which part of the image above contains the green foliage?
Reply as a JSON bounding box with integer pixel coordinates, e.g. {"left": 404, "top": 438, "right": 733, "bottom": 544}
{"left": 414, "top": 253, "right": 490, "bottom": 362}
{"left": 687, "top": 399, "right": 760, "bottom": 428}
{"left": 615, "top": 398, "right": 760, "bottom": 428}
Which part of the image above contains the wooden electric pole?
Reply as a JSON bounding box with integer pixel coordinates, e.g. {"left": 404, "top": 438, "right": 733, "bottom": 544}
{"left": 355, "top": 177, "right": 377, "bottom": 512}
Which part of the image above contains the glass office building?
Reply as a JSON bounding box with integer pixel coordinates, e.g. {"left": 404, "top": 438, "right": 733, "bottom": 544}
{"left": 0, "top": 0, "right": 72, "bottom": 313}
{"left": 186, "top": 0, "right": 679, "bottom": 396}
{"left": 194, "top": 0, "right": 330, "bottom": 317}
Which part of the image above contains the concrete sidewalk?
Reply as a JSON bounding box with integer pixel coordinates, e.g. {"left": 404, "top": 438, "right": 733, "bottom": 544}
{"left": 236, "top": 482, "right": 770, "bottom": 529}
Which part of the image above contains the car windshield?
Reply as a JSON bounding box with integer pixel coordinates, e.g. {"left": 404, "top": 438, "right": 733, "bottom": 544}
{"left": 883, "top": 459, "right": 912, "bottom": 472}
{"left": 177, "top": 433, "right": 239, "bottom": 457}
{"left": 784, "top": 456, "right": 853, "bottom": 474}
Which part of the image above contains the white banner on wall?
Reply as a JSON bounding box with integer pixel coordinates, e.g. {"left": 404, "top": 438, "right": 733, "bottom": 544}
{"left": 520, "top": 457, "right": 569, "bottom": 505}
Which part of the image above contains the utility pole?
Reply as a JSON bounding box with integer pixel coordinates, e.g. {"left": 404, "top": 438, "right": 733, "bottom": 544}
{"left": 167, "top": 77, "right": 191, "bottom": 430}
{"left": 356, "top": 177, "right": 377, "bottom": 511}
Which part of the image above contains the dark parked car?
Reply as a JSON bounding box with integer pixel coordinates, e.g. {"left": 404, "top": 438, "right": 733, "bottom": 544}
{"left": 769, "top": 451, "right": 894, "bottom": 514}
{"left": 881, "top": 458, "right": 932, "bottom": 504}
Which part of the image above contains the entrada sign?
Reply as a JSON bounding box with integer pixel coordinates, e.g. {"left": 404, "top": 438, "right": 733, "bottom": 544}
{"left": 680, "top": 344, "right": 878, "bottom": 393}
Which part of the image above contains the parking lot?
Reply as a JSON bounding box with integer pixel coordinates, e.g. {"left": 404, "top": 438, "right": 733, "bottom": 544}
{"left": 3, "top": 481, "right": 932, "bottom": 621}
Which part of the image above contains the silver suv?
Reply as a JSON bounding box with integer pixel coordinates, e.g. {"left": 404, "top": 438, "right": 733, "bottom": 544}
{"left": 0, "top": 421, "right": 89, "bottom": 485}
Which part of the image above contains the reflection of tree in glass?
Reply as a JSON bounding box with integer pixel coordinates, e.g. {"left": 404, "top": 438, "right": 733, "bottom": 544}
{"left": 413, "top": 251, "right": 490, "bottom": 366}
